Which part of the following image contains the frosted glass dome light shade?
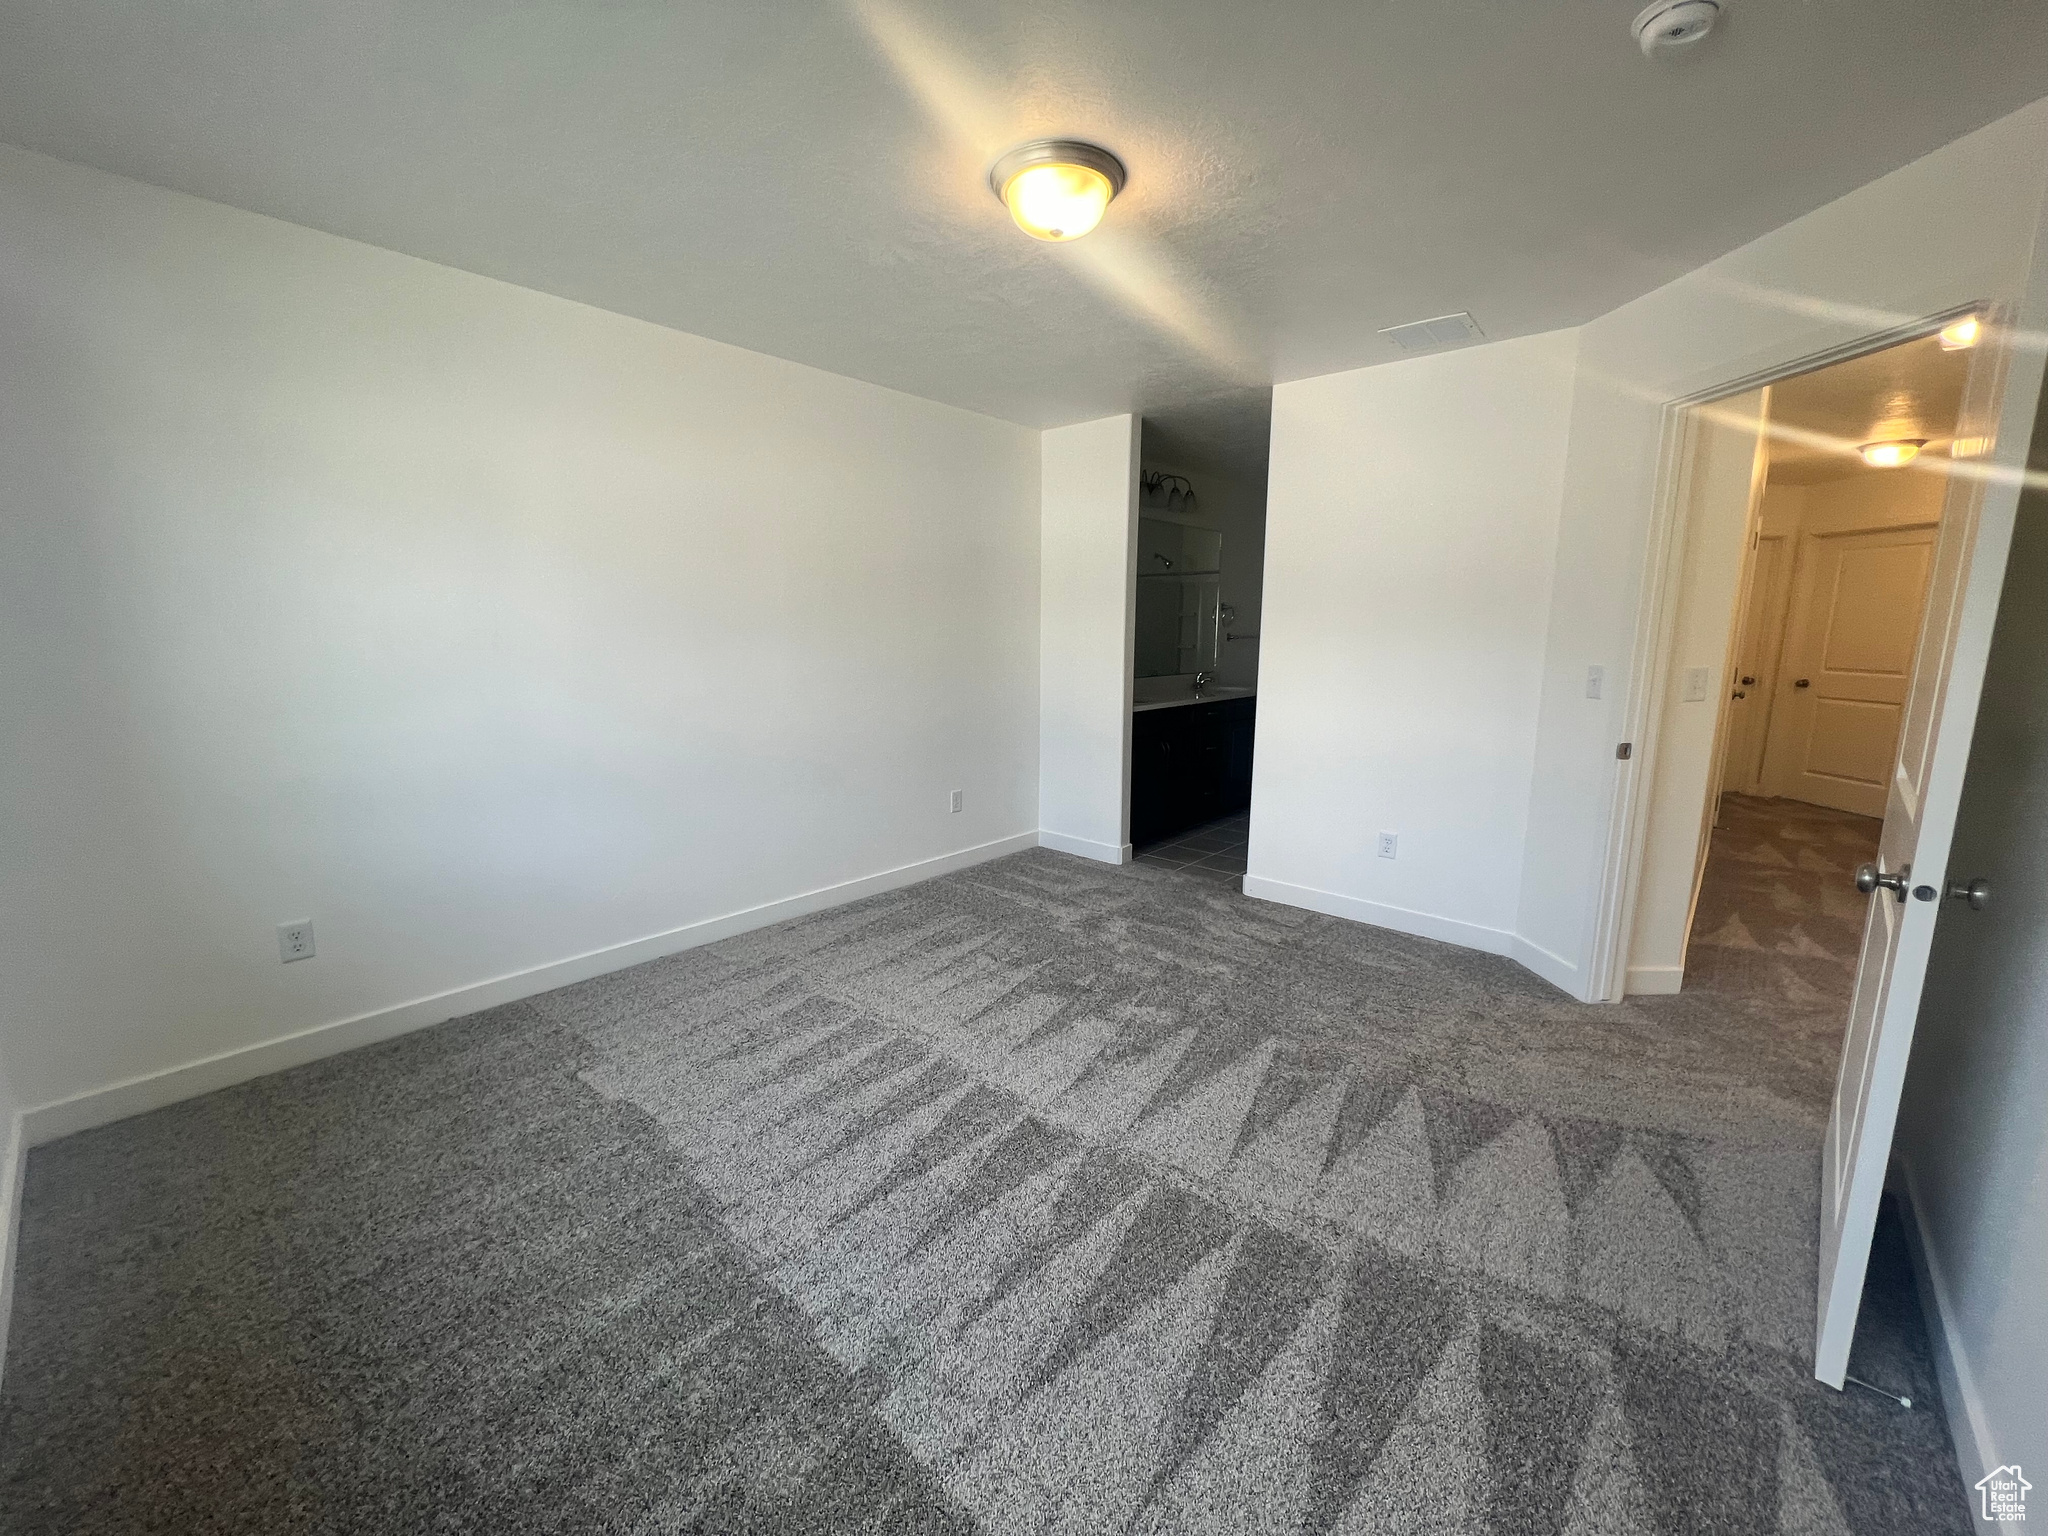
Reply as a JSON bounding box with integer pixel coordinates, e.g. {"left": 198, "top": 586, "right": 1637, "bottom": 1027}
{"left": 989, "top": 140, "right": 1127, "bottom": 243}
{"left": 1860, "top": 439, "right": 1925, "bottom": 469}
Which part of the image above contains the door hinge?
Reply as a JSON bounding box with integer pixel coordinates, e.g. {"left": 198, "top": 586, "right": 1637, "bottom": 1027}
{"left": 1616, "top": 742, "right": 1633, "bottom": 760}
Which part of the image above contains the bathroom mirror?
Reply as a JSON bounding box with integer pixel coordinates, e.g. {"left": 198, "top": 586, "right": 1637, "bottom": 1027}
{"left": 1134, "top": 518, "right": 1223, "bottom": 678}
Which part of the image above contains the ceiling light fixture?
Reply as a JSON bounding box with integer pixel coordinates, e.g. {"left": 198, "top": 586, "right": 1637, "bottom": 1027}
{"left": 1860, "top": 439, "right": 1925, "bottom": 469}
{"left": 1939, "top": 314, "right": 1982, "bottom": 351}
{"left": 989, "top": 139, "right": 1126, "bottom": 243}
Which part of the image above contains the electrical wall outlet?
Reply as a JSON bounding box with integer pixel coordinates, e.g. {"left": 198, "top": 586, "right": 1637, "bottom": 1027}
{"left": 1585, "top": 665, "right": 1604, "bottom": 700}
{"left": 1377, "top": 831, "right": 1398, "bottom": 860}
{"left": 278, "top": 920, "right": 315, "bottom": 963}
{"left": 950, "top": 789, "right": 964, "bottom": 813}
{"left": 1682, "top": 666, "right": 1711, "bottom": 703}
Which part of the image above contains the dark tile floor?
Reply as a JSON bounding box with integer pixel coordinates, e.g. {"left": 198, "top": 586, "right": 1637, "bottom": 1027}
{"left": 1132, "top": 810, "right": 1250, "bottom": 884}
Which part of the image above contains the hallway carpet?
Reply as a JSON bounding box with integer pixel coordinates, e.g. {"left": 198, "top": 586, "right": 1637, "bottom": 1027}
{"left": 1686, "top": 792, "right": 1882, "bottom": 1011}
{"left": 0, "top": 845, "right": 1968, "bottom": 1533}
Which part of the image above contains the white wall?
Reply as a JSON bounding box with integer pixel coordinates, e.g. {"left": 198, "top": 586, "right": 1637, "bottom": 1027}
{"left": 1624, "top": 391, "right": 1766, "bottom": 993}
{"left": 1797, "top": 461, "right": 1954, "bottom": 533}
{"left": 0, "top": 1040, "right": 19, "bottom": 1385}
{"left": 1247, "top": 329, "right": 1576, "bottom": 953}
{"left": 1518, "top": 97, "right": 2048, "bottom": 1001}
{"left": 0, "top": 145, "right": 1043, "bottom": 1132}
{"left": 1757, "top": 481, "right": 1808, "bottom": 534}
{"left": 1038, "top": 416, "right": 1138, "bottom": 863}
{"left": 1894, "top": 486, "right": 2048, "bottom": 1512}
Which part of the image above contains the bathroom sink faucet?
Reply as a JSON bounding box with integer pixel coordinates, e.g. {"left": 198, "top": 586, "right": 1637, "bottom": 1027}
{"left": 1193, "top": 671, "right": 1216, "bottom": 695}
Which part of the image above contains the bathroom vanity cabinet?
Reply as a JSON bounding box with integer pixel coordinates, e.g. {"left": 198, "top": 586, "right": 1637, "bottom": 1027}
{"left": 1129, "top": 695, "right": 1256, "bottom": 847}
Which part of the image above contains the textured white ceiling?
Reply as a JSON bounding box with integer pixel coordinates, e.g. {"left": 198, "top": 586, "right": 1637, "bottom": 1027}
{"left": 1768, "top": 331, "right": 1969, "bottom": 485}
{"left": 2, "top": 0, "right": 2045, "bottom": 475}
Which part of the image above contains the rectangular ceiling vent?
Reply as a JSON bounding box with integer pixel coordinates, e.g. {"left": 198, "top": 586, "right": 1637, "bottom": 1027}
{"left": 1379, "top": 311, "right": 1485, "bottom": 354}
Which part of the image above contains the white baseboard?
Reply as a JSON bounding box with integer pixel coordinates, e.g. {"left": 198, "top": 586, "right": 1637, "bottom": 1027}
{"left": 1037, "top": 829, "right": 1132, "bottom": 864}
{"left": 0, "top": 1109, "right": 22, "bottom": 1388}
{"left": 1624, "top": 964, "right": 1685, "bottom": 996}
{"left": 1895, "top": 1158, "right": 2007, "bottom": 1521}
{"left": 1510, "top": 934, "right": 1583, "bottom": 998}
{"left": 1241, "top": 874, "right": 1516, "bottom": 957}
{"left": 18, "top": 830, "right": 1040, "bottom": 1150}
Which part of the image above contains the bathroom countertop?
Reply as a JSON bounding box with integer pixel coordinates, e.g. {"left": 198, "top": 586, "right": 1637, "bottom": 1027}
{"left": 1133, "top": 686, "right": 1256, "bottom": 713}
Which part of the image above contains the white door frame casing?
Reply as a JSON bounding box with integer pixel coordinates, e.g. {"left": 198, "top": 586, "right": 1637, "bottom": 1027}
{"left": 1617, "top": 390, "right": 1772, "bottom": 996}
{"left": 1589, "top": 300, "right": 1999, "bottom": 1009}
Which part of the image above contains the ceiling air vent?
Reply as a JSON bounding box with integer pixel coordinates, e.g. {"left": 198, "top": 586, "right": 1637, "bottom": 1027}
{"left": 1378, "top": 311, "right": 1485, "bottom": 354}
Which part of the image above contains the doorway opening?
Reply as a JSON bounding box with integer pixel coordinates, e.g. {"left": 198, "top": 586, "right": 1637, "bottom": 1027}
{"left": 1603, "top": 299, "right": 2038, "bottom": 1392}
{"left": 1624, "top": 327, "right": 1972, "bottom": 1010}
{"left": 1125, "top": 400, "right": 1271, "bottom": 882}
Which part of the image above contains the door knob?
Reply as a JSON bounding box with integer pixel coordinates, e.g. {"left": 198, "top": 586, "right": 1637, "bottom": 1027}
{"left": 1795, "top": 678, "right": 1811, "bottom": 688}
{"left": 1740, "top": 675, "right": 1757, "bottom": 685}
{"left": 1855, "top": 863, "right": 1910, "bottom": 901}
{"left": 1731, "top": 689, "right": 1747, "bottom": 699}
{"left": 1946, "top": 878, "right": 1992, "bottom": 910}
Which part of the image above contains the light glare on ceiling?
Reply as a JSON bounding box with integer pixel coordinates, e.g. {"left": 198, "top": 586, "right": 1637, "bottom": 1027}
{"left": 1939, "top": 315, "right": 1982, "bottom": 351}
{"left": 1860, "top": 439, "right": 1925, "bottom": 468}
{"left": 989, "top": 140, "right": 1126, "bottom": 243}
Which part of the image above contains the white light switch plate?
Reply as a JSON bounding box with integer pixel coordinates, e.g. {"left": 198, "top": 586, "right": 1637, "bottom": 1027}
{"left": 1585, "top": 665, "right": 1604, "bottom": 700}
{"left": 1682, "top": 666, "right": 1710, "bottom": 703}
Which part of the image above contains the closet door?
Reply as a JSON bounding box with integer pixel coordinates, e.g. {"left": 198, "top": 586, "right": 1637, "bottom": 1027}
{"left": 1763, "top": 523, "right": 1938, "bottom": 816}
{"left": 1720, "top": 529, "right": 1793, "bottom": 795}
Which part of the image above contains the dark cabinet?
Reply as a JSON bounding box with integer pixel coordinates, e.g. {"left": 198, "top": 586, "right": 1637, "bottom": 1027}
{"left": 1130, "top": 696, "right": 1256, "bottom": 847}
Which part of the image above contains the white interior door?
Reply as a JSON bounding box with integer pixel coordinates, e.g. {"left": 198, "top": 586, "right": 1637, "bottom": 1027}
{"left": 1721, "top": 528, "right": 1793, "bottom": 795}
{"left": 1814, "top": 322, "right": 2042, "bottom": 1388}
{"left": 1763, "top": 523, "right": 1938, "bottom": 816}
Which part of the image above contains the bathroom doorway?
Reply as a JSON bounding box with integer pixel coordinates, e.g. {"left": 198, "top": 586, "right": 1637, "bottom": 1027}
{"left": 1125, "top": 400, "right": 1271, "bottom": 878}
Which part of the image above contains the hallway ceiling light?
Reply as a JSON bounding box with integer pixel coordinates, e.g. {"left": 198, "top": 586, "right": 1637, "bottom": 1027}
{"left": 1860, "top": 438, "right": 1925, "bottom": 468}
{"left": 989, "top": 140, "right": 1126, "bottom": 243}
{"left": 1939, "top": 314, "right": 1982, "bottom": 351}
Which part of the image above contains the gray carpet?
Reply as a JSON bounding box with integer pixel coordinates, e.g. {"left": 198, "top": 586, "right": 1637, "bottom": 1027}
{"left": 0, "top": 839, "right": 1970, "bottom": 1533}
{"left": 1687, "top": 793, "right": 1882, "bottom": 1017}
